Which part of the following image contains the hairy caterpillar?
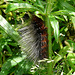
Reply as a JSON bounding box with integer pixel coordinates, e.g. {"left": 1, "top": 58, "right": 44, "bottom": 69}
{"left": 18, "top": 15, "right": 48, "bottom": 63}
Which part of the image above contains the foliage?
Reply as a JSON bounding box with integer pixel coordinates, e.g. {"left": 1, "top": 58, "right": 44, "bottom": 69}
{"left": 0, "top": 0, "right": 75, "bottom": 75}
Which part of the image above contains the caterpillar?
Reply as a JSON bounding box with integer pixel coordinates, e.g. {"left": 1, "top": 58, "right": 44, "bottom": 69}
{"left": 18, "top": 15, "right": 48, "bottom": 63}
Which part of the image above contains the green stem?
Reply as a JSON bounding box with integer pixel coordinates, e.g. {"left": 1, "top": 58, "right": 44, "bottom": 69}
{"left": 46, "top": 16, "right": 53, "bottom": 75}
{"left": 45, "top": 17, "right": 52, "bottom": 59}
{"left": 45, "top": 0, "right": 53, "bottom": 75}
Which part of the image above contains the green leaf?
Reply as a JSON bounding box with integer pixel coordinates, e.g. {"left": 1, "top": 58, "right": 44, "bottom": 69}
{"left": 52, "top": 40, "right": 60, "bottom": 51}
{"left": 53, "top": 46, "right": 69, "bottom": 68}
{"left": 6, "top": 0, "right": 23, "bottom": 2}
{"left": 34, "top": 11, "right": 44, "bottom": 20}
{"left": 0, "top": 54, "right": 27, "bottom": 75}
{"left": 67, "top": 40, "right": 75, "bottom": 50}
{"left": 15, "top": 60, "right": 32, "bottom": 75}
{"left": 0, "top": 0, "right": 4, "bottom": 4}
{"left": 49, "top": 15, "right": 59, "bottom": 42}
{"left": 71, "top": 16, "right": 75, "bottom": 29}
{"left": 58, "top": 0, "right": 75, "bottom": 12}
{"left": 67, "top": 53, "right": 75, "bottom": 71}
{"left": 0, "top": 15, "right": 21, "bottom": 42}
{"left": 27, "top": 0, "right": 44, "bottom": 11}
{"left": 55, "top": 16, "right": 65, "bottom": 21}
{"left": 52, "top": 10, "right": 75, "bottom": 17}
{"left": 51, "top": 10, "right": 69, "bottom": 16}
{"left": 36, "top": 0, "right": 44, "bottom": 8}
{"left": 6, "top": 3, "right": 40, "bottom": 13}
{"left": 6, "top": 45, "right": 12, "bottom": 54}
{"left": 67, "top": 53, "right": 75, "bottom": 64}
{"left": 8, "top": 43, "right": 18, "bottom": 46}
{"left": 0, "top": 45, "right": 4, "bottom": 52}
{"left": 0, "top": 4, "right": 7, "bottom": 8}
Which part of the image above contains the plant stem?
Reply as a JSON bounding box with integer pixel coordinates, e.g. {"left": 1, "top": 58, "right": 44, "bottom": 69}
{"left": 45, "top": 0, "right": 53, "bottom": 75}
{"left": 45, "top": 16, "right": 53, "bottom": 75}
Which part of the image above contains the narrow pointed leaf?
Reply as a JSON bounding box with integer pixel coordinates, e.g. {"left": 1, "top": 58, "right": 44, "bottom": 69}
{"left": 0, "top": 15, "right": 21, "bottom": 42}
{"left": 59, "top": 0, "right": 75, "bottom": 12}
{"left": 51, "top": 10, "right": 69, "bottom": 15}
{"left": 6, "top": 45, "right": 12, "bottom": 54}
{"left": 51, "top": 10, "right": 75, "bottom": 16}
{"left": 6, "top": 3, "right": 40, "bottom": 13}
{"left": 49, "top": 15, "right": 59, "bottom": 42}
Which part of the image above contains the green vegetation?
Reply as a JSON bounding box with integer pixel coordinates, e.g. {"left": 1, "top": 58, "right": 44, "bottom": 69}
{"left": 0, "top": 0, "right": 75, "bottom": 75}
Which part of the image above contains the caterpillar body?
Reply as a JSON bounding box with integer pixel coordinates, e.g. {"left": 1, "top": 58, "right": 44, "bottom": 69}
{"left": 32, "top": 16, "right": 48, "bottom": 59}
